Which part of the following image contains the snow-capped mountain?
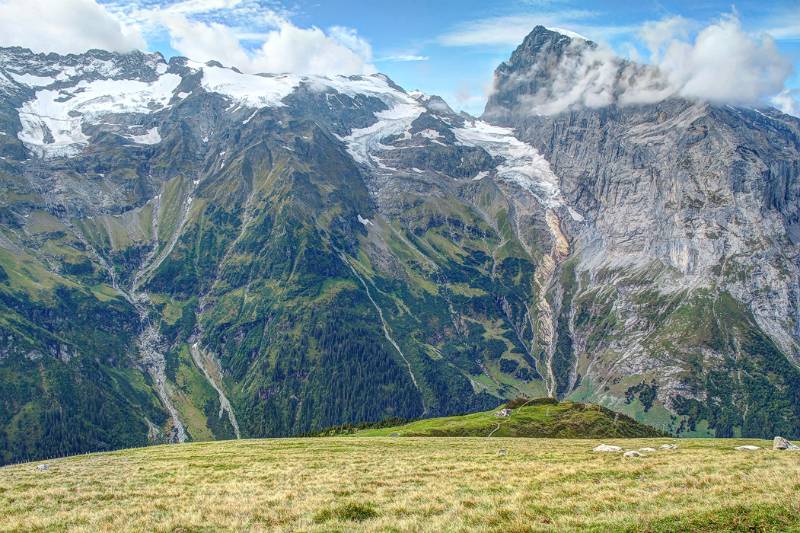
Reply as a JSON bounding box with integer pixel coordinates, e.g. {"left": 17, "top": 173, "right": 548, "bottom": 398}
{"left": 1, "top": 26, "right": 799, "bottom": 464}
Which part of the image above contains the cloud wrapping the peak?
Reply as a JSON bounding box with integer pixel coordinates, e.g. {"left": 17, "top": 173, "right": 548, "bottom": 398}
{"left": 772, "top": 89, "right": 800, "bottom": 117}
{"left": 0, "top": 0, "right": 146, "bottom": 54}
{"left": 496, "top": 14, "right": 795, "bottom": 116}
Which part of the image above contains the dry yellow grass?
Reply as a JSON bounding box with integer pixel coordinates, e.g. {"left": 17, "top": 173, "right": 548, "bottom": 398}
{"left": 1, "top": 437, "right": 799, "bottom": 532}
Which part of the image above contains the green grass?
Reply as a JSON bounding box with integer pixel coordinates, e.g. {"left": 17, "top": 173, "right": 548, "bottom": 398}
{"left": 354, "top": 400, "right": 663, "bottom": 438}
{"left": 1, "top": 437, "right": 798, "bottom": 532}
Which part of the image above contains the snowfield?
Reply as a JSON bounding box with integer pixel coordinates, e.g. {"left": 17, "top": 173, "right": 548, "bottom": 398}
{"left": 197, "top": 65, "right": 301, "bottom": 109}
{"left": 17, "top": 74, "right": 181, "bottom": 157}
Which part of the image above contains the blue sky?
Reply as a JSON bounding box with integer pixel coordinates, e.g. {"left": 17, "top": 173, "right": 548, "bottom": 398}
{"left": 115, "top": 0, "right": 800, "bottom": 114}
{"left": 270, "top": 1, "right": 800, "bottom": 113}
{"left": 2, "top": 0, "right": 799, "bottom": 115}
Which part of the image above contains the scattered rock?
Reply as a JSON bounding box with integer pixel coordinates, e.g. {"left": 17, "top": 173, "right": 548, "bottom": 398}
{"left": 36, "top": 464, "right": 49, "bottom": 471}
{"left": 497, "top": 448, "right": 508, "bottom": 456}
{"left": 593, "top": 444, "right": 623, "bottom": 453}
{"left": 639, "top": 447, "right": 657, "bottom": 453}
{"left": 773, "top": 436, "right": 800, "bottom": 450}
{"left": 495, "top": 408, "right": 512, "bottom": 417}
{"left": 390, "top": 432, "right": 400, "bottom": 438}
{"left": 735, "top": 445, "right": 761, "bottom": 451}
{"left": 659, "top": 444, "right": 678, "bottom": 450}
{"left": 623, "top": 451, "right": 642, "bottom": 458}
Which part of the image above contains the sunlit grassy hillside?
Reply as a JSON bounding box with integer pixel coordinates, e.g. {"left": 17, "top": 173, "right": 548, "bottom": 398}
{"left": 350, "top": 399, "right": 663, "bottom": 438}
{"left": 2, "top": 437, "right": 798, "bottom": 532}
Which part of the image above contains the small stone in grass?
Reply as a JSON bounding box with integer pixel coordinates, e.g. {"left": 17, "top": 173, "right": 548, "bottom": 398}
{"left": 623, "top": 451, "right": 642, "bottom": 458}
{"left": 593, "top": 444, "right": 623, "bottom": 452}
{"left": 735, "top": 445, "right": 761, "bottom": 451}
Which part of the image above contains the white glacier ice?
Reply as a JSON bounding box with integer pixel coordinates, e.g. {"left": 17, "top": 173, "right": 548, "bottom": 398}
{"left": 339, "top": 76, "right": 424, "bottom": 167}
{"left": 17, "top": 73, "right": 181, "bottom": 158}
{"left": 198, "top": 66, "right": 301, "bottom": 109}
{"left": 454, "top": 119, "right": 563, "bottom": 208}
{"left": 8, "top": 72, "right": 55, "bottom": 87}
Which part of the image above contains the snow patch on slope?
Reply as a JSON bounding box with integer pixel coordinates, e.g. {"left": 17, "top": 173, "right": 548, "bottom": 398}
{"left": 345, "top": 100, "right": 422, "bottom": 166}
{"left": 547, "top": 27, "right": 589, "bottom": 41}
{"left": 126, "top": 127, "right": 161, "bottom": 145}
{"left": 17, "top": 73, "right": 180, "bottom": 158}
{"left": 9, "top": 72, "right": 55, "bottom": 87}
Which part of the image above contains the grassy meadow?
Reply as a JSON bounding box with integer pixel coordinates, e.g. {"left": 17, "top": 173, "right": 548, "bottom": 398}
{"left": 1, "top": 437, "right": 799, "bottom": 532}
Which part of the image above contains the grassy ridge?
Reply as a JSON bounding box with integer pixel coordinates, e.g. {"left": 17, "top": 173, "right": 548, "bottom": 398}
{"left": 354, "top": 399, "right": 664, "bottom": 438}
{"left": 1, "top": 437, "right": 797, "bottom": 532}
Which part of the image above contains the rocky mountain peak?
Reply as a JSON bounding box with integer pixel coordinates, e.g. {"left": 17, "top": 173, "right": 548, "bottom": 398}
{"left": 508, "top": 26, "right": 593, "bottom": 67}
{"left": 483, "top": 26, "right": 598, "bottom": 119}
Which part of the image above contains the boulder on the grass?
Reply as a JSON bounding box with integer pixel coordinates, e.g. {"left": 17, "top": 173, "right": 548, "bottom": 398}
{"left": 623, "top": 451, "right": 642, "bottom": 458}
{"left": 735, "top": 445, "right": 761, "bottom": 451}
{"left": 773, "top": 436, "right": 800, "bottom": 450}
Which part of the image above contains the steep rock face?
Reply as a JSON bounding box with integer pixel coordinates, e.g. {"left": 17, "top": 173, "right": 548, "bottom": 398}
{"left": 484, "top": 26, "right": 800, "bottom": 437}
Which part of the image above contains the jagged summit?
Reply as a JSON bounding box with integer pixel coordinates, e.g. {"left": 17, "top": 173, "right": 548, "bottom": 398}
{"left": 513, "top": 25, "right": 593, "bottom": 60}
{"left": 483, "top": 26, "right": 598, "bottom": 118}
{"left": 484, "top": 25, "right": 799, "bottom": 121}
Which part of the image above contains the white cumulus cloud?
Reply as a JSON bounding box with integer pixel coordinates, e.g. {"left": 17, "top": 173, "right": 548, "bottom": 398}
{"left": 655, "top": 14, "right": 792, "bottom": 105}
{"left": 0, "top": 0, "right": 146, "bottom": 53}
{"left": 161, "top": 13, "right": 251, "bottom": 67}
{"left": 160, "top": 13, "right": 374, "bottom": 75}
{"left": 0, "top": 0, "right": 374, "bottom": 76}
{"left": 251, "top": 23, "right": 374, "bottom": 75}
